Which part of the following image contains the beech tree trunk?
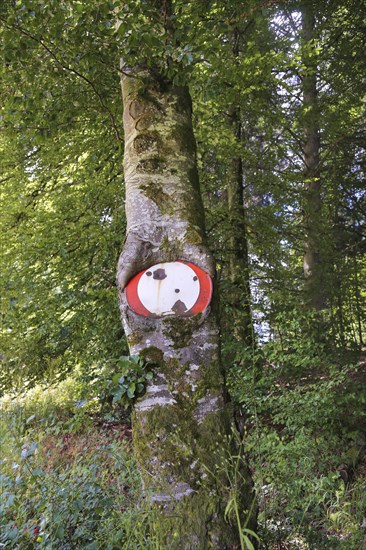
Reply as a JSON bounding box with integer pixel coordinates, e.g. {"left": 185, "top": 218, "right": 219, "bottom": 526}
{"left": 302, "top": 3, "right": 325, "bottom": 311}
{"left": 116, "top": 68, "right": 256, "bottom": 547}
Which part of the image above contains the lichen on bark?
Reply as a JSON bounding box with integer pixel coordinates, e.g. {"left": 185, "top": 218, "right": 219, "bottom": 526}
{"left": 117, "top": 67, "right": 256, "bottom": 547}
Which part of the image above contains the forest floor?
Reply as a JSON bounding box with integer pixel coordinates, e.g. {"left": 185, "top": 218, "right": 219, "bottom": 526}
{"left": 1, "top": 353, "right": 366, "bottom": 548}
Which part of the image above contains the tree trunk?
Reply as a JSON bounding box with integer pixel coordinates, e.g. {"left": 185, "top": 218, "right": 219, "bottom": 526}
{"left": 220, "top": 27, "right": 254, "bottom": 351}
{"left": 302, "top": 3, "right": 325, "bottom": 311}
{"left": 116, "top": 68, "right": 256, "bottom": 547}
{"left": 226, "top": 105, "right": 253, "bottom": 348}
{"left": 353, "top": 256, "right": 364, "bottom": 347}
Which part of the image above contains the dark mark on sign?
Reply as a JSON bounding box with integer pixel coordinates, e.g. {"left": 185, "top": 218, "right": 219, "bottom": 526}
{"left": 171, "top": 300, "right": 187, "bottom": 315}
{"left": 153, "top": 269, "right": 167, "bottom": 280}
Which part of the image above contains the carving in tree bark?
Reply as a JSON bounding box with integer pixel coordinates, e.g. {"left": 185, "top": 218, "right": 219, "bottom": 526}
{"left": 116, "top": 69, "right": 256, "bottom": 547}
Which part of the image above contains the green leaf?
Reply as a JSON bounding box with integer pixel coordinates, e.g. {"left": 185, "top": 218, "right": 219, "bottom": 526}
{"left": 224, "top": 498, "right": 234, "bottom": 520}
{"left": 127, "top": 383, "right": 136, "bottom": 399}
{"left": 112, "top": 390, "right": 123, "bottom": 403}
{"left": 242, "top": 535, "right": 255, "bottom": 550}
{"left": 112, "top": 372, "right": 124, "bottom": 385}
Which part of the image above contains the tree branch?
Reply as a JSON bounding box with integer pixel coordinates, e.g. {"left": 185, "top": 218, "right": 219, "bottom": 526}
{"left": 1, "top": 17, "right": 123, "bottom": 142}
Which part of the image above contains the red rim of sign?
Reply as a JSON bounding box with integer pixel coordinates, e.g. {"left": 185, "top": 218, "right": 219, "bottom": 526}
{"left": 125, "top": 260, "right": 213, "bottom": 317}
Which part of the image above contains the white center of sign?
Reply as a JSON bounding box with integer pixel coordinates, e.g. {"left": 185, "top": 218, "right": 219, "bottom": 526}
{"left": 137, "top": 262, "right": 200, "bottom": 316}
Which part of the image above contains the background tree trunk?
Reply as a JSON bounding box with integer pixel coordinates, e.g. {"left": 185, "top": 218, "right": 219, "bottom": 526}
{"left": 302, "top": 2, "right": 325, "bottom": 311}
{"left": 226, "top": 105, "right": 253, "bottom": 349}
{"left": 116, "top": 68, "right": 256, "bottom": 547}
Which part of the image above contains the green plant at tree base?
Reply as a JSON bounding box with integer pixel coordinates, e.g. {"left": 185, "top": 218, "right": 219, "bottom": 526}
{"left": 84, "top": 355, "right": 154, "bottom": 411}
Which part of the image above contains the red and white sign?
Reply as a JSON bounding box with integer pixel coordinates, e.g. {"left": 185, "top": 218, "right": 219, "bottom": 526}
{"left": 125, "top": 261, "right": 212, "bottom": 317}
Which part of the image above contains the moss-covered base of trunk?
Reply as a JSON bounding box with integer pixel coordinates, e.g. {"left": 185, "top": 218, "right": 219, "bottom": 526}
{"left": 150, "top": 489, "right": 240, "bottom": 549}
{"left": 132, "top": 403, "right": 257, "bottom": 549}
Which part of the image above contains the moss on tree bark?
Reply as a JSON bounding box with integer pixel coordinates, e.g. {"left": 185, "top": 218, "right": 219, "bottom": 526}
{"left": 117, "top": 69, "right": 256, "bottom": 547}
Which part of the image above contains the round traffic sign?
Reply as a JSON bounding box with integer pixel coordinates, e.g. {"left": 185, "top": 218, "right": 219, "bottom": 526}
{"left": 125, "top": 261, "right": 213, "bottom": 317}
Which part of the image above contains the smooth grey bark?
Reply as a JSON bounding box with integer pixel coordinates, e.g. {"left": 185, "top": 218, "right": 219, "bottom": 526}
{"left": 116, "top": 69, "right": 256, "bottom": 547}
{"left": 302, "top": 3, "right": 325, "bottom": 311}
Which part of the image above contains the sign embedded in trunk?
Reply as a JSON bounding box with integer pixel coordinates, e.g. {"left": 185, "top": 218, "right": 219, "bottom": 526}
{"left": 125, "top": 261, "right": 212, "bottom": 317}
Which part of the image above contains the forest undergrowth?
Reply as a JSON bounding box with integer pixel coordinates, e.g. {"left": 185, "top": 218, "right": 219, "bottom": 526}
{"left": 1, "top": 345, "right": 365, "bottom": 549}
{"left": 227, "top": 342, "right": 366, "bottom": 549}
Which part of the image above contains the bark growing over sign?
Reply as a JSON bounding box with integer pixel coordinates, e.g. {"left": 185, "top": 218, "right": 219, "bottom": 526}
{"left": 117, "top": 69, "right": 256, "bottom": 547}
